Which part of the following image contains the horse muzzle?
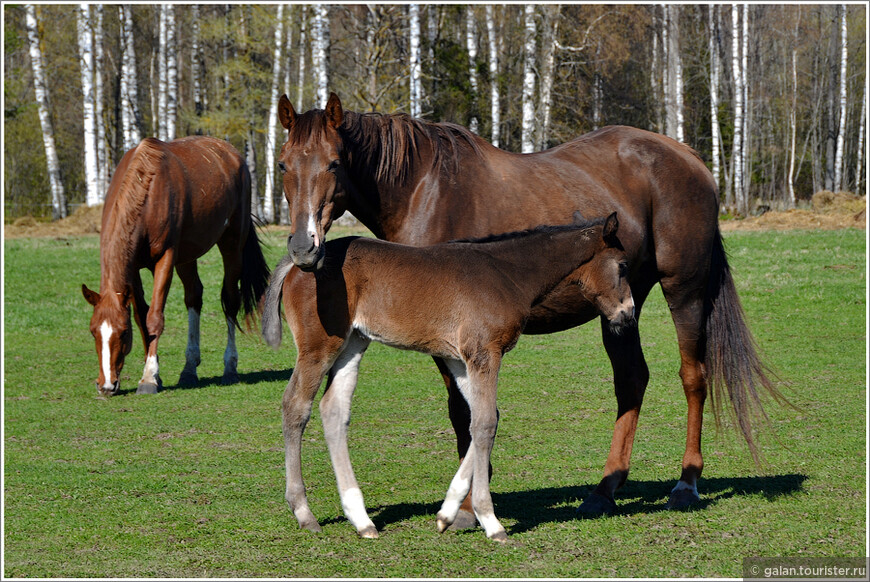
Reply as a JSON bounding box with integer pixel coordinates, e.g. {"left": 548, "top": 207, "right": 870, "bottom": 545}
{"left": 96, "top": 379, "right": 120, "bottom": 397}
{"left": 287, "top": 232, "right": 326, "bottom": 271}
{"left": 607, "top": 304, "right": 637, "bottom": 336}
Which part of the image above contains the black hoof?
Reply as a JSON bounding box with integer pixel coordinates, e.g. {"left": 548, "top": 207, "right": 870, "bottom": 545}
{"left": 577, "top": 492, "right": 617, "bottom": 517}
{"left": 666, "top": 488, "right": 700, "bottom": 510}
{"left": 136, "top": 382, "right": 160, "bottom": 395}
{"left": 177, "top": 370, "right": 199, "bottom": 387}
{"left": 447, "top": 509, "right": 478, "bottom": 531}
{"left": 221, "top": 372, "right": 240, "bottom": 386}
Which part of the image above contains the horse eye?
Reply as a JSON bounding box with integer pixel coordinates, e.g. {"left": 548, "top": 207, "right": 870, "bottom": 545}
{"left": 327, "top": 159, "right": 340, "bottom": 173}
{"left": 277, "top": 161, "right": 287, "bottom": 173}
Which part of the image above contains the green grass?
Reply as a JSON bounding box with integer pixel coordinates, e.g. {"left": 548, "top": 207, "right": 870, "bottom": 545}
{"left": 3, "top": 227, "right": 866, "bottom": 577}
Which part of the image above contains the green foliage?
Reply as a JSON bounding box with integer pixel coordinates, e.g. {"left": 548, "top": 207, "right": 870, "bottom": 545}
{"left": 3, "top": 228, "right": 865, "bottom": 577}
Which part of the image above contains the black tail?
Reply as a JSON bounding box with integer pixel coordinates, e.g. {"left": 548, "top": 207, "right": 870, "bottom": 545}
{"left": 238, "top": 218, "right": 271, "bottom": 325}
{"left": 705, "top": 230, "right": 790, "bottom": 462}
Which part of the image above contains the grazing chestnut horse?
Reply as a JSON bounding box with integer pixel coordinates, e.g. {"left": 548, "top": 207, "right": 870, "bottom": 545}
{"left": 82, "top": 136, "right": 269, "bottom": 396}
{"left": 275, "top": 92, "right": 785, "bottom": 521}
{"left": 263, "top": 214, "right": 634, "bottom": 541}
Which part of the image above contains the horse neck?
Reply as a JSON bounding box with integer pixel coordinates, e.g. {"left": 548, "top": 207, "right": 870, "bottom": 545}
{"left": 484, "top": 227, "right": 601, "bottom": 304}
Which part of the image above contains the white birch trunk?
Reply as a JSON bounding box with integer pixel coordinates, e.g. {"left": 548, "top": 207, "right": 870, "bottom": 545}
{"left": 592, "top": 41, "right": 602, "bottom": 130}
{"left": 466, "top": 7, "right": 478, "bottom": 132}
{"left": 538, "top": 5, "right": 557, "bottom": 149}
{"left": 409, "top": 4, "right": 422, "bottom": 117}
{"left": 25, "top": 4, "right": 67, "bottom": 219}
{"left": 78, "top": 4, "right": 100, "bottom": 207}
{"left": 662, "top": 4, "right": 672, "bottom": 138}
{"left": 486, "top": 5, "right": 500, "bottom": 148}
{"left": 787, "top": 7, "right": 800, "bottom": 208}
{"left": 191, "top": 5, "right": 204, "bottom": 117}
{"left": 263, "top": 4, "right": 285, "bottom": 223}
{"left": 165, "top": 4, "right": 177, "bottom": 142}
{"left": 157, "top": 6, "right": 167, "bottom": 141}
{"left": 650, "top": 6, "right": 661, "bottom": 134}
{"left": 521, "top": 4, "right": 537, "bottom": 154}
{"left": 672, "top": 6, "right": 684, "bottom": 143}
{"left": 298, "top": 6, "right": 307, "bottom": 110}
{"left": 664, "top": 5, "right": 683, "bottom": 142}
{"left": 833, "top": 4, "right": 848, "bottom": 191}
{"left": 94, "top": 5, "right": 108, "bottom": 196}
{"left": 740, "top": 4, "right": 749, "bottom": 212}
{"left": 730, "top": 4, "right": 744, "bottom": 213}
{"left": 708, "top": 5, "right": 722, "bottom": 191}
{"left": 120, "top": 5, "right": 141, "bottom": 149}
{"left": 856, "top": 85, "right": 866, "bottom": 195}
{"left": 314, "top": 5, "right": 329, "bottom": 109}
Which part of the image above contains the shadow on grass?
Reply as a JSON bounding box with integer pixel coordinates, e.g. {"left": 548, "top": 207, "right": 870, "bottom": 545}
{"left": 362, "top": 474, "right": 807, "bottom": 535}
{"left": 113, "top": 368, "right": 294, "bottom": 396}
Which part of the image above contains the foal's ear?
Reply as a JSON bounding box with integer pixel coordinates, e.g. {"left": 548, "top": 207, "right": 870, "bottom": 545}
{"left": 325, "top": 92, "right": 343, "bottom": 128}
{"left": 278, "top": 94, "right": 296, "bottom": 131}
{"left": 602, "top": 212, "right": 619, "bottom": 243}
{"left": 572, "top": 210, "right": 586, "bottom": 225}
{"left": 82, "top": 284, "right": 101, "bottom": 306}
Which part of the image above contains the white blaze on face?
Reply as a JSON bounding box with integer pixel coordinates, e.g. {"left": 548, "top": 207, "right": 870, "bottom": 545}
{"left": 99, "top": 320, "right": 113, "bottom": 386}
{"left": 307, "top": 213, "right": 319, "bottom": 248}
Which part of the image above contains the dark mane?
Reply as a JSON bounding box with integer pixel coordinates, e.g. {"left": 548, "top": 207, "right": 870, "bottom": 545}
{"left": 449, "top": 217, "right": 607, "bottom": 245}
{"left": 339, "top": 110, "right": 483, "bottom": 187}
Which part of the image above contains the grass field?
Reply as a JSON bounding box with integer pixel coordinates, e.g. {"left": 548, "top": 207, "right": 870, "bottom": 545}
{"left": 2, "top": 227, "right": 866, "bottom": 578}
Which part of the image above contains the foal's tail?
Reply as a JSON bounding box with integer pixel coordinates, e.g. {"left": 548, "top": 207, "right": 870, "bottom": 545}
{"left": 704, "top": 230, "right": 790, "bottom": 462}
{"left": 262, "top": 253, "right": 296, "bottom": 349}
{"left": 237, "top": 219, "right": 271, "bottom": 326}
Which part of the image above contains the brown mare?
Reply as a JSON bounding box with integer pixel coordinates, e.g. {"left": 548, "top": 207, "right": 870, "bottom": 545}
{"left": 263, "top": 214, "right": 634, "bottom": 541}
{"left": 275, "top": 92, "right": 785, "bottom": 522}
{"left": 82, "top": 136, "right": 270, "bottom": 396}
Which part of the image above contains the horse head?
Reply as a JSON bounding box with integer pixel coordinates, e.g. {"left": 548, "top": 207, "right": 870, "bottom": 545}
{"left": 575, "top": 212, "right": 636, "bottom": 334}
{"left": 82, "top": 284, "right": 134, "bottom": 396}
{"left": 277, "top": 92, "right": 349, "bottom": 271}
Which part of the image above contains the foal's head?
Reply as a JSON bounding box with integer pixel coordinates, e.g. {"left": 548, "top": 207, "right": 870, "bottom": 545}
{"left": 277, "top": 92, "right": 348, "bottom": 271}
{"left": 82, "top": 285, "right": 134, "bottom": 396}
{"left": 576, "top": 213, "right": 636, "bottom": 334}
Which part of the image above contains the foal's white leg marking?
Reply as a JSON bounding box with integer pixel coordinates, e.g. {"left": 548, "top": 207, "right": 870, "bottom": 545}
{"left": 185, "top": 307, "right": 201, "bottom": 369}
{"left": 142, "top": 354, "right": 160, "bottom": 385}
{"left": 99, "top": 321, "right": 114, "bottom": 388}
{"left": 320, "top": 333, "right": 377, "bottom": 537}
{"left": 437, "top": 451, "right": 475, "bottom": 531}
{"left": 223, "top": 317, "right": 238, "bottom": 377}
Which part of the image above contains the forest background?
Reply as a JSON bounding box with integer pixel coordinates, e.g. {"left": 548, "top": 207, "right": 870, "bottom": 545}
{"left": 3, "top": 2, "right": 867, "bottom": 223}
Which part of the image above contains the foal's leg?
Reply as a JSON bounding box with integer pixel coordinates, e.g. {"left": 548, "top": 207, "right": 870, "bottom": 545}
{"left": 319, "top": 332, "right": 376, "bottom": 538}
{"left": 138, "top": 252, "right": 175, "bottom": 394}
{"left": 438, "top": 357, "right": 506, "bottom": 542}
{"left": 283, "top": 356, "right": 330, "bottom": 533}
{"left": 175, "top": 261, "right": 204, "bottom": 387}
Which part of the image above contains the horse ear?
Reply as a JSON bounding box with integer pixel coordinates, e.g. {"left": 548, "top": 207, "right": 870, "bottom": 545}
{"left": 603, "top": 212, "right": 619, "bottom": 242}
{"left": 120, "top": 286, "right": 134, "bottom": 308}
{"left": 278, "top": 94, "right": 296, "bottom": 131}
{"left": 82, "top": 284, "right": 101, "bottom": 306}
{"left": 572, "top": 210, "right": 586, "bottom": 225}
{"left": 325, "top": 92, "right": 343, "bottom": 128}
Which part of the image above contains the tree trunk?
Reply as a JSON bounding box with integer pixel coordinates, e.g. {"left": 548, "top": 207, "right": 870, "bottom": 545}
{"left": 708, "top": 5, "right": 722, "bottom": 193}
{"left": 521, "top": 4, "right": 536, "bottom": 154}
{"left": 409, "top": 4, "right": 422, "bottom": 117}
{"left": 856, "top": 84, "right": 866, "bottom": 196}
{"left": 730, "top": 4, "right": 744, "bottom": 213}
{"left": 119, "top": 5, "right": 141, "bottom": 149}
{"left": 466, "top": 6, "right": 478, "bottom": 132}
{"left": 664, "top": 4, "right": 683, "bottom": 142}
{"left": 485, "top": 4, "right": 500, "bottom": 148}
{"left": 165, "top": 5, "right": 177, "bottom": 142}
{"left": 191, "top": 5, "right": 205, "bottom": 119}
{"left": 538, "top": 5, "right": 557, "bottom": 149}
{"left": 78, "top": 4, "right": 100, "bottom": 207}
{"left": 262, "top": 4, "right": 285, "bottom": 223}
{"left": 25, "top": 4, "right": 67, "bottom": 219}
{"left": 94, "top": 5, "right": 108, "bottom": 195}
{"left": 313, "top": 5, "right": 330, "bottom": 108}
{"left": 297, "top": 6, "right": 307, "bottom": 110}
{"left": 740, "top": 3, "right": 749, "bottom": 213}
{"left": 650, "top": 5, "right": 662, "bottom": 134}
{"left": 787, "top": 7, "right": 800, "bottom": 208}
{"left": 833, "top": 4, "right": 847, "bottom": 192}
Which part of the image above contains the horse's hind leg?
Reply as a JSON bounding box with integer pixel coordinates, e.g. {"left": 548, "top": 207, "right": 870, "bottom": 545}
{"left": 175, "top": 261, "right": 203, "bottom": 386}
{"left": 319, "top": 332, "right": 376, "bottom": 538}
{"left": 283, "top": 357, "right": 330, "bottom": 533}
{"left": 217, "top": 240, "right": 244, "bottom": 385}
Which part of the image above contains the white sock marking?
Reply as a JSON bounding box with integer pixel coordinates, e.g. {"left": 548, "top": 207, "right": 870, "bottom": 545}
{"left": 341, "top": 487, "right": 373, "bottom": 531}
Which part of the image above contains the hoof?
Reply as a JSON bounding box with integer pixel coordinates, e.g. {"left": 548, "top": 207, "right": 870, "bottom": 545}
{"left": 447, "top": 508, "right": 478, "bottom": 531}
{"left": 177, "top": 369, "right": 198, "bottom": 387}
{"left": 577, "top": 492, "right": 617, "bottom": 517}
{"left": 221, "top": 372, "right": 240, "bottom": 386}
{"left": 436, "top": 515, "right": 451, "bottom": 533}
{"left": 358, "top": 525, "right": 379, "bottom": 539}
{"left": 666, "top": 488, "right": 701, "bottom": 510}
{"left": 300, "top": 521, "right": 323, "bottom": 534}
{"left": 488, "top": 530, "right": 508, "bottom": 544}
{"left": 136, "top": 381, "right": 160, "bottom": 395}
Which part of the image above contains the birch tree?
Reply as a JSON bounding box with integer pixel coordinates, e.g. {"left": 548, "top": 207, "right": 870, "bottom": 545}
{"left": 263, "top": 4, "right": 285, "bottom": 223}
{"left": 191, "top": 5, "right": 205, "bottom": 118}
{"left": 521, "top": 4, "right": 537, "bottom": 154}
{"left": 119, "top": 5, "right": 141, "bottom": 150}
{"left": 730, "top": 5, "right": 744, "bottom": 213}
{"left": 25, "top": 4, "right": 67, "bottom": 219}
{"left": 663, "top": 4, "right": 684, "bottom": 143}
{"left": 78, "top": 4, "right": 100, "bottom": 206}
{"left": 409, "top": 4, "right": 422, "bottom": 117}
{"left": 466, "top": 7, "right": 478, "bottom": 132}
{"left": 485, "top": 4, "right": 500, "bottom": 148}
{"left": 157, "top": 6, "right": 167, "bottom": 140}
{"left": 313, "top": 5, "right": 330, "bottom": 108}
{"left": 538, "top": 5, "right": 558, "bottom": 149}
{"left": 165, "top": 4, "right": 177, "bottom": 141}
{"left": 298, "top": 6, "right": 307, "bottom": 110}
{"left": 786, "top": 7, "right": 800, "bottom": 208}
{"left": 708, "top": 5, "right": 722, "bottom": 191}
{"left": 833, "top": 4, "right": 847, "bottom": 192}
{"left": 856, "top": 85, "right": 866, "bottom": 195}
{"left": 93, "top": 5, "right": 108, "bottom": 194}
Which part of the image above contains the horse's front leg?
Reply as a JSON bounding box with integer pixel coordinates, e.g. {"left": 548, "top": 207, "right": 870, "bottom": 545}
{"left": 319, "top": 332, "right": 376, "bottom": 538}
{"left": 283, "top": 357, "right": 329, "bottom": 533}
{"left": 175, "top": 261, "right": 203, "bottom": 386}
{"left": 138, "top": 252, "right": 175, "bottom": 394}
